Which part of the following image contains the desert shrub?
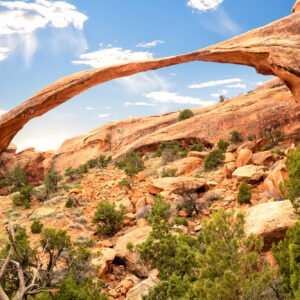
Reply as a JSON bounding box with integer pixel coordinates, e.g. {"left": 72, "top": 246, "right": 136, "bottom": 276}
{"left": 272, "top": 220, "right": 300, "bottom": 299}
{"left": 65, "top": 167, "right": 78, "bottom": 181}
{"left": 237, "top": 182, "right": 252, "bottom": 204}
{"left": 93, "top": 201, "right": 126, "bottom": 236}
{"left": 247, "top": 134, "right": 256, "bottom": 141}
{"left": 118, "top": 178, "right": 133, "bottom": 190}
{"left": 219, "top": 95, "right": 226, "bottom": 103}
{"left": 115, "top": 152, "right": 145, "bottom": 177}
{"left": 33, "top": 184, "right": 48, "bottom": 202}
{"left": 217, "top": 139, "right": 229, "bottom": 152}
{"left": 230, "top": 130, "right": 243, "bottom": 144}
{"left": 280, "top": 145, "right": 300, "bottom": 213}
{"left": 65, "top": 197, "right": 75, "bottom": 208}
{"left": 98, "top": 155, "right": 112, "bottom": 169}
{"left": 7, "top": 166, "right": 27, "bottom": 190}
{"left": 161, "top": 168, "right": 177, "bottom": 178}
{"left": 175, "top": 186, "right": 199, "bottom": 218}
{"left": 188, "top": 143, "right": 204, "bottom": 152}
{"left": 204, "top": 149, "right": 225, "bottom": 170}
{"left": 155, "top": 141, "right": 186, "bottom": 164}
{"left": 12, "top": 184, "right": 33, "bottom": 208}
{"left": 203, "top": 190, "right": 223, "bottom": 202}
{"left": 178, "top": 109, "right": 194, "bottom": 121}
{"left": 44, "top": 170, "right": 62, "bottom": 195}
{"left": 137, "top": 208, "right": 274, "bottom": 300}
{"left": 77, "top": 164, "right": 89, "bottom": 174}
{"left": 86, "top": 158, "right": 98, "bottom": 169}
{"left": 31, "top": 220, "right": 43, "bottom": 234}
{"left": 173, "top": 217, "right": 188, "bottom": 227}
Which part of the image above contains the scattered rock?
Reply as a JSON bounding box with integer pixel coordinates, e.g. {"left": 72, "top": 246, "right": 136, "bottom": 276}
{"left": 252, "top": 151, "right": 276, "bottom": 166}
{"left": 224, "top": 162, "right": 237, "bottom": 179}
{"left": 187, "top": 151, "right": 208, "bottom": 159}
{"left": 233, "top": 165, "right": 265, "bottom": 183}
{"left": 236, "top": 149, "right": 252, "bottom": 168}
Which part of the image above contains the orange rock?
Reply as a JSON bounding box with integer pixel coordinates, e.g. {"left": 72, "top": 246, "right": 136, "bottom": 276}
{"left": 236, "top": 149, "right": 252, "bottom": 168}
{"left": 293, "top": 0, "right": 300, "bottom": 12}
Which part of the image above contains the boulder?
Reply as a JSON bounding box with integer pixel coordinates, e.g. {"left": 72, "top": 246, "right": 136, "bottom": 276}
{"left": 232, "top": 165, "right": 265, "bottom": 183}
{"left": 92, "top": 248, "right": 117, "bottom": 275}
{"left": 187, "top": 151, "right": 208, "bottom": 159}
{"left": 293, "top": 0, "right": 300, "bottom": 12}
{"left": 224, "top": 162, "right": 237, "bottom": 179}
{"left": 224, "top": 152, "right": 236, "bottom": 163}
{"left": 252, "top": 151, "right": 276, "bottom": 166}
{"left": 126, "top": 270, "right": 159, "bottom": 300}
{"left": 159, "top": 157, "right": 203, "bottom": 176}
{"left": 263, "top": 160, "right": 288, "bottom": 197}
{"left": 236, "top": 149, "right": 252, "bottom": 167}
{"left": 237, "top": 141, "right": 256, "bottom": 153}
{"left": 148, "top": 177, "right": 206, "bottom": 194}
{"left": 244, "top": 200, "right": 298, "bottom": 250}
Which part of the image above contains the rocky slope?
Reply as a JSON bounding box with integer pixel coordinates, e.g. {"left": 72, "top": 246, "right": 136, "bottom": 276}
{"left": 0, "top": 10, "right": 300, "bottom": 155}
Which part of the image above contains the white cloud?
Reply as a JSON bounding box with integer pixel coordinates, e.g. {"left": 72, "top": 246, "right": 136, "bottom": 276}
{"left": 256, "top": 81, "right": 264, "bottom": 86}
{"left": 144, "top": 91, "right": 214, "bottom": 106}
{"left": 0, "top": 47, "right": 10, "bottom": 61}
{"left": 0, "top": 0, "right": 88, "bottom": 63}
{"left": 86, "top": 106, "right": 95, "bottom": 111}
{"left": 0, "top": 109, "right": 7, "bottom": 116}
{"left": 136, "top": 40, "right": 165, "bottom": 48}
{"left": 124, "top": 102, "right": 156, "bottom": 107}
{"left": 118, "top": 73, "right": 170, "bottom": 94}
{"left": 98, "top": 113, "right": 111, "bottom": 118}
{"left": 187, "top": 0, "right": 223, "bottom": 11}
{"left": 15, "top": 137, "right": 64, "bottom": 152}
{"left": 64, "top": 113, "right": 77, "bottom": 118}
{"left": 72, "top": 47, "right": 153, "bottom": 68}
{"left": 227, "top": 83, "right": 246, "bottom": 89}
{"left": 189, "top": 78, "right": 242, "bottom": 89}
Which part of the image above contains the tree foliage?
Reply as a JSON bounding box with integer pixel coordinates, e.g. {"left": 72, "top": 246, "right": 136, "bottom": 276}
{"left": 115, "top": 152, "right": 145, "bottom": 177}
{"left": 237, "top": 182, "right": 252, "bottom": 204}
{"left": 230, "top": 130, "right": 244, "bottom": 144}
{"left": 178, "top": 109, "right": 194, "bottom": 121}
{"left": 204, "top": 149, "right": 225, "bottom": 170}
{"left": 217, "top": 139, "right": 230, "bottom": 153}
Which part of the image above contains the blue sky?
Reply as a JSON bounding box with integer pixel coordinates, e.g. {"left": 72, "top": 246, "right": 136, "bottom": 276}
{"left": 0, "top": 0, "right": 295, "bottom": 151}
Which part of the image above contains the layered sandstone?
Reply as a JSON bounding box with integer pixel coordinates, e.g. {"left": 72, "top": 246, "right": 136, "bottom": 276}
{"left": 0, "top": 11, "right": 300, "bottom": 156}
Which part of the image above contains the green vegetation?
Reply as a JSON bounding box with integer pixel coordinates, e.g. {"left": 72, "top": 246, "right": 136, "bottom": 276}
{"left": 161, "top": 168, "right": 177, "bottom": 178}
{"left": 65, "top": 196, "right": 75, "bottom": 208}
{"left": 230, "top": 130, "right": 243, "bottom": 144}
{"left": 135, "top": 198, "right": 274, "bottom": 300}
{"left": 118, "top": 178, "right": 133, "bottom": 190}
{"left": 204, "top": 149, "right": 225, "bottom": 170}
{"left": 175, "top": 186, "right": 199, "bottom": 217}
{"left": 12, "top": 184, "right": 33, "bottom": 208}
{"left": 262, "top": 130, "right": 285, "bottom": 151}
{"left": 272, "top": 220, "right": 300, "bottom": 299}
{"left": 178, "top": 109, "right": 194, "bottom": 121}
{"left": 237, "top": 182, "right": 252, "bottom": 204}
{"left": 44, "top": 169, "right": 62, "bottom": 195}
{"left": 93, "top": 201, "right": 126, "bottom": 236}
{"left": 219, "top": 95, "right": 226, "bottom": 103}
{"left": 155, "top": 141, "right": 187, "bottom": 164}
{"left": 280, "top": 144, "right": 300, "bottom": 213}
{"left": 31, "top": 220, "right": 43, "bottom": 234}
{"left": 115, "top": 152, "right": 145, "bottom": 177}
{"left": 65, "top": 166, "right": 78, "bottom": 181}
{"left": 217, "top": 138, "right": 230, "bottom": 152}
{"left": 1, "top": 166, "right": 28, "bottom": 191}
{"left": 188, "top": 143, "right": 204, "bottom": 152}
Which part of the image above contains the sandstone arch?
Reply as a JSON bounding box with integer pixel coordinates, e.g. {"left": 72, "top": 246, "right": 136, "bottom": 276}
{"left": 0, "top": 11, "right": 299, "bottom": 156}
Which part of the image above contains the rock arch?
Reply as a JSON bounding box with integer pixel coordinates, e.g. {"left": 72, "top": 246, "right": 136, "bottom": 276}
{"left": 0, "top": 11, "right": 299, "bottom": 156}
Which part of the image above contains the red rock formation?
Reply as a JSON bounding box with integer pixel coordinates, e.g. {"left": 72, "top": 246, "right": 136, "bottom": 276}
{"left": 0, "top": 11, "right": 300, "bottom": 156}
{"left": 293, "top": 0, "right": 300, "bottom": 13}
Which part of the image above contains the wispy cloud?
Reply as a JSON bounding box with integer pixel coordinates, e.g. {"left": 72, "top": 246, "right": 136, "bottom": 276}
{"left": 189, "top": 78, "right": 242, "bottom": 89}
{"left": 0, "top": 47, "right": 10, "bottom": 61}
{"left": 227, "top": 83, "right": 246, "bottom": 89}
{"left": 136, "top": 40, "right": 165, "bottom": 48}
{"left": 98, "top": 113, "right": 111, "bottom": 118}
{"left": 118, "top": 72, "right": 170, "bottom": 94}
{"left": 86, "top": 106, "right": 95, "bottom": 111}
{"left": 144, "top": 91, "right": 214, "bottom": 106}
{"left": 0, "top": 0, "right": 88, "bottom": 64}
{"left": 187, "top": 0, "right": 224, "bottom": 12}
{"left": 72, "top": 46, "right": 153, "bottom": 68}
{"left": 211, "top": 89, "right": 228, "bottom": 98}
{"left": 124, "top": 102, "right": 156, "bottom": 107}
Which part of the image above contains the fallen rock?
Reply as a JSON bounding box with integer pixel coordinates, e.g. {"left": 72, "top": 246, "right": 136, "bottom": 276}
{"left": 237, "top": 141, "right": 256, "bottom": 153}
{"left": 236, "top": 149, "right": 252, "bottom": 167}
{"left": 224, "top": 162, "right": 237, "bottom": 179}
{"left": 148, "top": 177, "right": 206, "bottom": 194}
{"left": 126, "top": 270, "right": 159, "bottom": 300}
{"left": 92, "top": 248, "right": 116, "bottom": 275}
{"left": 233, "top": 165, "right": 265, "bottom": 183}
{"left": 244, "top": 200, "right": 298, "bottom": 250}
{"left": 187, "top": 151, "right": 208, "bottom": 159}
{"left": 159, "top": 157, "right": 203, "bottom": 176}
{"left": 252, "top": 151, "right": 276, "bottom": 166}
{"left": 224, "top": 152, "right": 236, "bottom": 163}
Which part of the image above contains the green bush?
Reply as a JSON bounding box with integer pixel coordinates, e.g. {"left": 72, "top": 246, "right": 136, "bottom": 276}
{"left": 87, "top": 158, "right": 98, "bottom": 169}
{"left": 65, "top": 197, "right": 75, "bottom": 208}
{"left": 44, "top": 170, "right": 62, "bottom": 195}
{"left": 155, "top": 141, "right": 186, "bottom": 164}
{"left": 237, "top": 182, "right": 252, "bottom": 204}
{"left": 7, "top": 166, "right": 27, "bottom": 189}
{"left": 98, "top": 155, "right": 112, "bottom": 169}
{"left": 12, "top": 184, "right": 33, "bottom": 208}
{"left": 280, "top": 145, "right": 300, "bottom": 213}
{"left": 77, "top": 164, "right": 89, "bottom": 174}
{"left": 188, "top": 143, "right": 204, "bottom": 152}
{"left": 115, "top": 152, "right": 145, "bottom": 177}
{"left": 161, "top": 168, "right": 177, "bottom": 178}
{"left": 137, "top": 208, "right": 274, "bottom": 300}
{"left": 217, "top": 139, "right": 229, "bottom": 152}
{"left": 93, "top": 201, "right": 125, "bottom": 236}
{"left": 178, "top": 109, "right": 194, "bottom": 121}
{"left": 272, "top": 219, "right": 300, "bottom": 299}
{"left": 65, "top": 167, "right": 78, "bottom": 181}
{"left": 118, "top": 178, "right": 132, "bottom": 190}
{"left": 204, "top": 149, "right": 225, "bottom": 170}
{"left": 230, "top": 130, "right": 243, "bottom": 144}
{"left": 31, "top": 220, "right": 43, "bottom": 234}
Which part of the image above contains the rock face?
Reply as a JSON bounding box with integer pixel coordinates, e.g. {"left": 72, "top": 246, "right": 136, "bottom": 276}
{"left": 293, "top": 0, "right": 300, "bottom": 12}
{"left": 1, "top": 10, "right": 300, "bottom": 156}
{"left": 244, "top": 200, "right": 298, "bottom": 250}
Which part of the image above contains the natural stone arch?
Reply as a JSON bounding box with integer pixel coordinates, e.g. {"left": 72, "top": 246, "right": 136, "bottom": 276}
{"left": 0, "top": 11, "right": 299, "bottom": 157}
